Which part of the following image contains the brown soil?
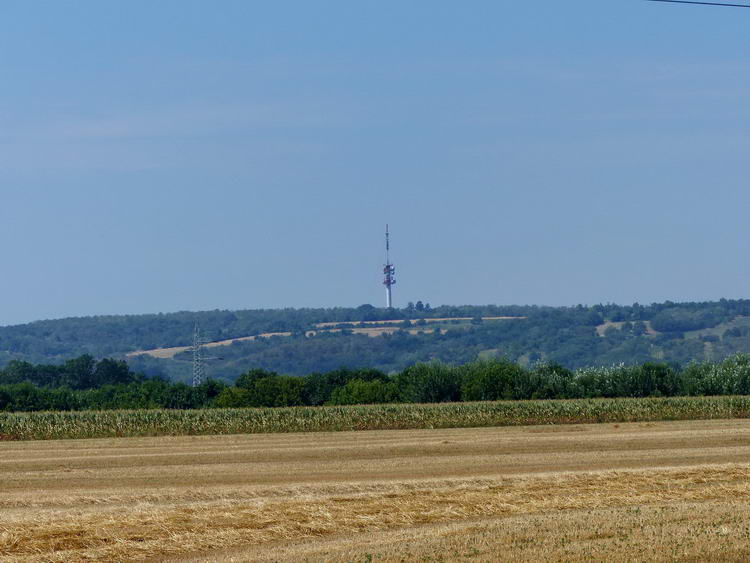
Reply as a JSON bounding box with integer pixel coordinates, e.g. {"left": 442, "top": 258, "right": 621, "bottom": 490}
{"left": 2, "top": 419, "right": 750, "bottom": 561}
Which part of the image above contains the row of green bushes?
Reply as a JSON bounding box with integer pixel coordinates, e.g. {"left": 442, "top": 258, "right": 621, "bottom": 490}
{"left": 5, "top": 354, "right": 750, "bottom": 412}
{"left": 218, "top": 355, "right": 750, "bottom": 407}
{"left": 0, "top": 355, "right": 140, "bottom": 389}
{"left": 0, "top": 379, "right": 224, "bottom": 412}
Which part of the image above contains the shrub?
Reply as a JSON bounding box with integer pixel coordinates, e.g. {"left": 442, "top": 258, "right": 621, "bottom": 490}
{"left": 395, "top": 362, "right": 461, "bottom": 403}
{"left": 328, "top": 379, "right": 398, "bottom": 405}
{"left": 460, "top": 360, "right": 524, "bottom": 401}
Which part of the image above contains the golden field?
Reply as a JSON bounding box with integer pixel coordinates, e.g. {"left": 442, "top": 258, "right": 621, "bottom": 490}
{"left": 3, "top": 420, "right": 750, "bottom": 561}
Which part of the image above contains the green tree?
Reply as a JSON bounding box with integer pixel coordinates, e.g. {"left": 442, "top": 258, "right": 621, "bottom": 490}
{"left": 394, "top": 362, "right": 460, "bottom": 403}
{"left": 328, "top": 379, "right": 398, "bottom": 405}
{"left": 94, "top": 358, "right": 137, "bottom": 386}
{"left": 62, "top": 355, "right": 97, "bottom": 389}
{"left": 460, "top": 360, "right": 527, "bottom": 401}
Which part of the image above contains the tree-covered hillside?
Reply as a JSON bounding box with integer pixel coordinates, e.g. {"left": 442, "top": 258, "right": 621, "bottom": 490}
{"left": 4, "top": 299, "right": 750, "bottom": 382}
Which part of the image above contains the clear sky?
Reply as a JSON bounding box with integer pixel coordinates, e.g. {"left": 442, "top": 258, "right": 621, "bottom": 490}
{"left": 2, "top": 0, "right": 750, "bottom": 325}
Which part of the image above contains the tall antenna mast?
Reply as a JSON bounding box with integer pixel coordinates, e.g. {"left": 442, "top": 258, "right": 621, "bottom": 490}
{"left": 383, "top": 225, "right": 396, "bottom": 308}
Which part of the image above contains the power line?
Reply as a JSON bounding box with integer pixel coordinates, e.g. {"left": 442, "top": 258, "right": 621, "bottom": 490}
{"left": 647, "top": 0, "right": 750, "bottom": 7}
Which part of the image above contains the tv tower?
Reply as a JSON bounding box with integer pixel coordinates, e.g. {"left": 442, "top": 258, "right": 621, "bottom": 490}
{"left": 383, "top": 225, "right": 396, "bottom": 308}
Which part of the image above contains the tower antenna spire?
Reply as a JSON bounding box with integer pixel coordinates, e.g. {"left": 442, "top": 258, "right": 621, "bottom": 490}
{"left": 386, "top": 224, "right": 390, "bottom": 262}
{"left": 383, "top": 225, "right": 396, "bottom": 308}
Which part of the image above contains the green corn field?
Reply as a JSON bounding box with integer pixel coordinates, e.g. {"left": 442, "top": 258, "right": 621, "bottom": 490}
{"left": 1, "top": 396, "right": 750, "bottom": 441}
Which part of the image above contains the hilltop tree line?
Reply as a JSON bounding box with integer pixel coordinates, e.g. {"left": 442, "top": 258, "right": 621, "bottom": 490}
{"left": 5, "top": 354, "right": 750, "bottom": 412}
{"left": 5, "top": 299, "right": 750, "bottom": 376}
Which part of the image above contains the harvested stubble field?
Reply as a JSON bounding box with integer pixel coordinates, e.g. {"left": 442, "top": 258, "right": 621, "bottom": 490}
{"left": 3, "top": 420, "right": 750, "bottom": 561}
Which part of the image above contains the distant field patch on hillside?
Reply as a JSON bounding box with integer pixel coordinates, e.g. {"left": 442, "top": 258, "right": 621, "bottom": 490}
{"left": 313, "top": 316, "right": 525, "bottom": 328}
{"left": 127, "top": 331, "right": 294, "bottom": 359}
{"left": 685, "top": 315, "right": 750, "bottom": 339}
{"left": 596, "top": 320, "right": 659, "bottom": 337}
{"left": 128, "top": 316, "right": 525, "bottom": 360}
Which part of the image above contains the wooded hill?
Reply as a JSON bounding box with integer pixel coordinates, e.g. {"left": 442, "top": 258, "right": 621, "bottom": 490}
{"left": 3, "top": 299, "right": 750, "bottom": 383}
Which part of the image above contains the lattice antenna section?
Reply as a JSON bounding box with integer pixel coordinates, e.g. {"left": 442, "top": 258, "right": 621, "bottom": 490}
{"left": 383, "top": 225, "right": 396, "bottom": 308}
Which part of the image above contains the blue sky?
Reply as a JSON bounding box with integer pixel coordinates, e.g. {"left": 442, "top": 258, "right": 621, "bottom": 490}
{"left": 2, "top": 1, "right": 750, "bottom": 325}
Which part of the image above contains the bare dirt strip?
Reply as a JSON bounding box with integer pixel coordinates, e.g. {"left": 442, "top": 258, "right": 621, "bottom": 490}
{"left": 2, "top": 420, "right": 750, "bottom": 561}
{"left": 126, "top": 331, "right": 294, "bottom": 359}
{"left": 125, "top": 328, "right": 433, "bottom": 359}
{"left": 127, "top": 316, "right": 525, "bottom": 359}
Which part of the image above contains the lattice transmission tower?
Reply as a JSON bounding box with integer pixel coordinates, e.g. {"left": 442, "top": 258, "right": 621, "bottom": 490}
{"left": 191, "top": 323, "right": 207, "bottom": 387}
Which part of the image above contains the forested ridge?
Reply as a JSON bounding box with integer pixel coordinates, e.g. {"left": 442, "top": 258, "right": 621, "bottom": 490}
{"left": 3, "top": 299, "right": 750, "bottom": 381}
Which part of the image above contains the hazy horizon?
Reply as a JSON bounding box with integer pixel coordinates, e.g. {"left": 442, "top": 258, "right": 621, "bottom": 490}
{"left": 3, "top": 1, "right": 750, "bottom": 325}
